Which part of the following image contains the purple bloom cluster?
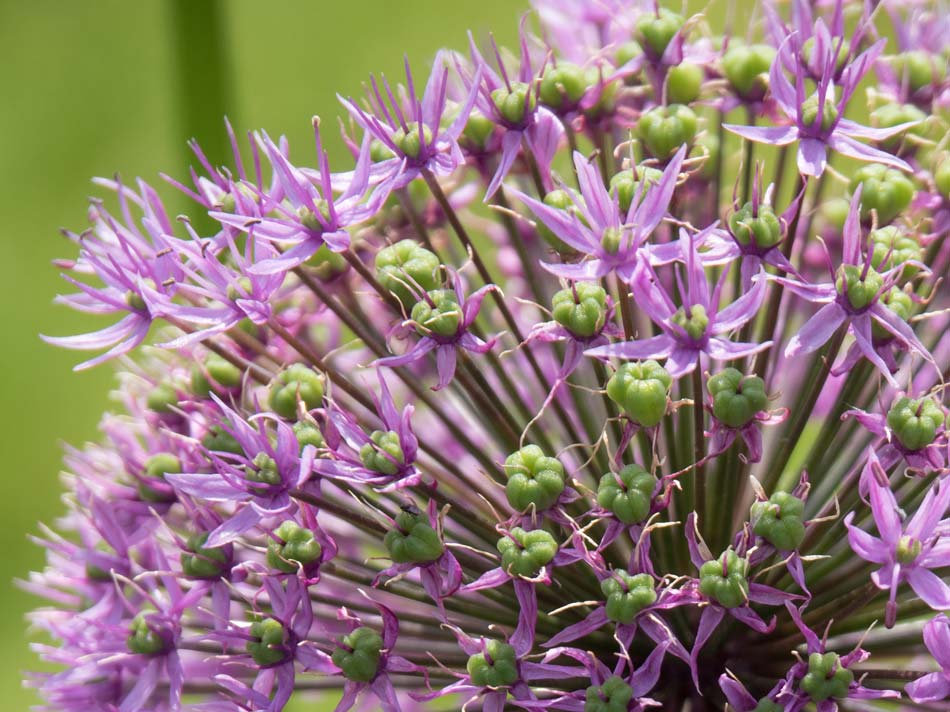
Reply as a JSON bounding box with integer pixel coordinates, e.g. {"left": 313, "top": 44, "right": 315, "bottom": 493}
{"left": 27, "top": 0, "right": 950, "bottom": 710}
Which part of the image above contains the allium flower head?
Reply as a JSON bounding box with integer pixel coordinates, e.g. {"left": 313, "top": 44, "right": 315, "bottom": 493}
{"left": 26, "top": 1, "right": 950, "bottom": 710}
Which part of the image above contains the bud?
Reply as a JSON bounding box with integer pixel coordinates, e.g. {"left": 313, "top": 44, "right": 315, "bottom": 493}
{"left": 503, "top": 445, "right": 566, "bottom": 512}
{"left": 269, "top": 364, "right": 325, "bottom": 419}
{"left": 637, "top": 104, "right": 698, "bottom": 160}
{"left": 605, "top": 361, "right": 672, "bottom": 428}
{"left": 751, "top": 492, "right": 806, "bottom": 551}
{"left": 551, "top": 282, "right": 608, "bottom": 338}
{"left": 698, "top": 549, "right": 750, "bottom": 608}
{"left": 498, "top": 527, "right": 558, "bottom": 577}
{"left": 596, "top": 464, "right": 657, "bottom": 524}
{"left": 601, "top": 572, "right": 657, "bottom": 624}
{"left": 384, "top": 509, "right": 444, "bottom": 564}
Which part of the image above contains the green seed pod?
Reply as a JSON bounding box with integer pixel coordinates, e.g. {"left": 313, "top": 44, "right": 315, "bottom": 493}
{"left": 375, "top": 239, "right": 442, "bottom": 307}
{"left": 292, "top": 420, "right": 325, "bottom": 450}
{"left": 751, "top": 491, "right": 806, "bottom": 551}
{"left": 246, "top": 452, "right": 282, "bottom": 488}
{"left": 871, "top": 287, "right": 913, "bottom": 342}
{"left": 610, "top": 166, "right": 663, "bottom": 214}
{"left": 869, "top": 226, "right": 921, "bottom": 280}
{"left": 411, "top": 290, "right": 462, "bottom": 338}
{"left": 800, "top": 93, "right": 839, "bottom": 133}
{"left": 269, "top": 363, "right": 326, "bottom": 419}
{"left": 191, "top": 353, "right": 242, "bottom": 397}
{"left": 707, "top": 369, "right": 769, "bottom": 428}
{"left": 127, "top": 613, "right": 169, "bottom": 656}
{"left": 467, "top": 639, "right": 519, "bottom": 687}
{"left": 539, "top": 63, "right": 589, "bottom": 111}
{"left": 384, "top": 509, "right": 444, "bottom": 564}
{"left": 536, "top": 189, "right": 581, "bottom": 254}
{"left": 671, "top": 304, "right": 709, "bottom": 341}
{"left": 392, "top": 123, "right": 434, "bottom": 160}
{"left": 491, "top": 82, "right": 536, "bottom": 125}
{"left": 727, "top": 202, "right": 783, "bottom": 249}
{"left": 601, "top": 571, "right": 657, "bottom": 624}
{"left": 635, "top": 8, "right": 685, "bottom": 57}
{"left": 551, "top": 282, "right": 608, "bottom": 338}
{"left": 889, "top": 51, "right": 943, "bottom": 93}
{"left": 667, "top": 62, "right": 703, "bottom": 104}
{"left": 698, "top": 549, "right": 750, "bottom": 608}
{"left": 751, "top": 699, "right": 783, "bottom": 712}
{"left": 802, "top": 36, "right": 848, "bottom": 75}
{"left": 870, "top": 103, "right": 927, "bottom": 153}
{"left": 848, "top": 163, "right": 915, "bottom": 225}
{"left": 498, "top": 527, "right": 558, "bottom": 577}
{"left": 800, "top": 652, "right": 854, "bottom": 702}
{"left": 146, "top": 383, "right": 178, "bottom": 414}
{"left": 835, "top": 264, "right": 884, "bottom": 312}
{"left": 267, "top": 520, "right": 323, "bottom": 573}
{"left": 886, "top": 395, "right": 945, "bottom": 451}
{"left": 722, "top": 43, "right": 775, "bottom": 99}
{"left": 247, "top": 617, "right": 290, "bottom": 667}
{"left": 181, "top": 532, "right": 230, "bottom": 579}
{"left": 359, "top": 430, "right": 406, "bottom": 476}
{"left": 596, "top": 464, "right": 657, "bottom": 524}
{"left": 584, "top": 675, "right": 635, "bottom": 712}
{"left": 896, "top": 534, "right": 923, "bottom": 564}
{"left": 138, "top": 452, "right": 181, "bottom": 503}
{"left": 332, "top": 627, "right": 384, "bottom": 682}
{"left": 636, "top": 104, "right": 698, "bottom": 160}
{"left": 615, "top": 41, "right": 643, "bottom": 69}
{"left": 305, "top": 243, "right": 349, "bottom": 281}
{"left": 503, "top": 445, "right": 566, "bottom": 512}
{"left": 605, "top": 360, "right": 673, "bottom": 428}
{"left": 202, "top": 425, "right": 244, "bottom": 456}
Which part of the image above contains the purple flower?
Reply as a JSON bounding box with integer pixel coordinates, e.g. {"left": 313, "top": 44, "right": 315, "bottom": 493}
{"left": 340, "top": 52, "right": 483, "bottom": 187}
{"left": 906, "top": 615, "right": 950, "bottom": 703}
{"left": 725, "top": 33, "right": 916, "bottom": 176}
{"left": 586, "top": 232, "right": 771, "bottom": 377}
{"left": 777, "top": 187, "right": 934, "bottom": 386}
{"left": 166, "top": 398, "right": 316, "bottom": 547}
{"left": 375, "top": 272, "right": 499, "bottom": 390}
{"left": 845, "top": 449, "right": 950, "bottom": 625}
{"left": 511, "top": 147, "right": 684, "bottom": 282}
{"left": 43, "top": 180, "right": 181, "bottom": 369}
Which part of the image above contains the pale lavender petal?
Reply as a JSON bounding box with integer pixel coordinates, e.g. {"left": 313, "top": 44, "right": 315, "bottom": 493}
{"left": 785, "top": 303, "right": 847, "bottom": 356}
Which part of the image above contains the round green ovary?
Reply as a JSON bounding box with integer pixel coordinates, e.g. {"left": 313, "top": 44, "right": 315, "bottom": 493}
{"left": 584, "top": 675, "right": 635, "bottom": 712}
{"left": 606, "top": 360, "right": 672, "bottom": 427}
{"left": 498, "top": 527, "right": 558, "bottom": 577}
{"left": 504, "top": 445, "right": 566, "bottom": 512}
{"left": 181, "top": 532, "right": 229, "bottom": 579}
{"left": 191, "top": 353, "right": 242, "bottom": 396}
{"left": 539, "top": 63, "right": 588, "bottom": 110}
{"left": 887, "top": 396, "right": 944, "bottom": 451}
{"left": 375, "top": 240, "right": 442, "bottom": 307}
{"left": 800, "top": 652, "right": 854, "bottom": 701}
{"left": 722, "top": 43, "right": 775, "bottom": 97}
{"left": 384, "top": 510, "right": 444, "bottom": 564}
{"left": 637, "top": 104, "right": 698, "bottom": 160}
{"left": 138, "top": 452, "right": 180, "bottom": 502}
{"left": 636, "top": 8, "right": 684, "bottom": 57}
{"left": 699, "top": 550, "right": 750, "bottom": 608}
{"left": 870, "top": 226, "right": 920, "bottom": 278}
{"left": 708, "top": 368, "right": 768, "bottom": 428}
{"left": 269, "top": 363, "right": 325, "bottom": 419}
{"left": 491, "top": 82, "right": 535, "bottom": 125}
{"left": 552, "top": 282, "right": 608, "bottom": 338}
{"left": 332, "top": 627, "right": 383, "bottom": 682}
{"left": 728, "top": 203, "right": 782, "bottom": 249}
{"left": 267, "top": 521, "right": 322, "bottom": 573}
{"left": 610, "top": 166, "right": 663, "bottom": 214}
{"left": 246, "top": 452, "right": 281, "bottom": 488}
{"left": 247, "top": 617, "right": 289, "bottom": 667}
{"left": 127, "top": 613, "right": 168, "bottom": 656}
{"left": 411, "top": 290, "right": 462, "bottom": 338}
{"left": 671, "top": 304, "right": 709, "bottom": 341}
{"left": 360, "top": 430, "right": 405, "bottom": 475}
{"left": 467, "top": 640, "right": 519, "bottom": 687}
{"left": 871, "top": 287, "right": 913, "bottom": 342}
{"left": 849, "top": 163, "right": 914, "bottom": 225}
{"left": 800, "top": 93, "right": 838, "bottom": 133}
{"left": 392, "top": 124, "right": 433, "bottom": 160}
{"left": 751, "top": 491, "right": 806, "bottom": 551}
{"left": 601, "top": 572, "right": 657, "bottom": 624}
{"left": 835, "top": 264, "right": 884, "bottom": 312}
{"left": 596, "top": 464, "right": 656, "bottom": 524}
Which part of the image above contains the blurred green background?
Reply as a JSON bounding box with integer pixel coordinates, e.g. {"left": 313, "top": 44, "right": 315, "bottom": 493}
{"left": 0, "top": 1, "right": 520, "bottom": 707}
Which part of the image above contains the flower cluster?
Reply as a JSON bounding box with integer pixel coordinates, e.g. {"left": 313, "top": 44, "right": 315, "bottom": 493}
{"left": 26, "top": 0, "right": 950, "bottom": 710}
